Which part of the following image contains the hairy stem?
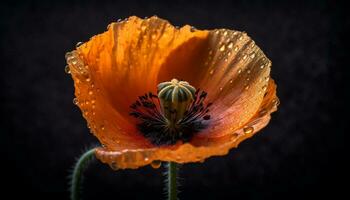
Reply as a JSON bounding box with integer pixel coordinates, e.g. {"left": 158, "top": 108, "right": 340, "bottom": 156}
{"left": 70, "top": 148, "right": 96, "bottom": 200}
{"left": 167, "top": 162, "right": 178, "bottom": 200}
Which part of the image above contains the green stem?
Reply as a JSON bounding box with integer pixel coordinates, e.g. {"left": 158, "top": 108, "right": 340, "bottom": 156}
{"left": 167, "top": 162, "right": 178, "bottom": 200}
{"left": 70, "top": 148, "right": 96, "bottom": 200}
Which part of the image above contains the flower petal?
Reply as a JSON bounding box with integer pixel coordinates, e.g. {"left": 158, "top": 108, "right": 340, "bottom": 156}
{"left": 66, "top": 16, "right": 209, "bottom": 150}
{"left": 197, "top": 29, "right": 272, "bottom": 137}
{"left": 95, "top": 79, "right": 278, "bottom": 169}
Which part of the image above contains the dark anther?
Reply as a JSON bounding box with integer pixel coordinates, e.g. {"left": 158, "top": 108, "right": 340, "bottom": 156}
{"left": 129, "top": 112, "right": 141, "bottom": 118}
{"left": 203, "top": 115, "right": 211, "bottom": 120}
{"left": 200, "top": 91, "right": 207, "bottom": 99}
{"left": 129, "top": 89, "right": 212, "bottom": 146}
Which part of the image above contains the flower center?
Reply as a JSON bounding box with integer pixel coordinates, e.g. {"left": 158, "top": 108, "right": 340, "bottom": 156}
{"left": 129, "top": 79, "right": 212, "bottom": 145}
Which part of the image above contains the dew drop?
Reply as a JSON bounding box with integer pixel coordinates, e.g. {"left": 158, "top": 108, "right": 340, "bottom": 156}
{"left": 64, "top": 65, "right": 71, "bottom": 74}
{"left": 219, "top": 87, "right": 223, "bottom": 91}
{"left": 141, "top": 25, "right": 146, "bottom": 31}
{"left": 144, "top": 157, "right": 149, "bottom": 161}
{"left": 260, "top": 64, "right": 265, "bottom": 69}
{"left": 234, "top": 46, "right": 239, "bottom": 51}
{"left": 243, "top": 126, "right": 254, "bottom": 134}
{"left": 65, "top": 52, "right": 73, "bottom": 60}
{"left": 73, "top": 98, "right": 79, "bottom": 105}
{"left": 238, "top": 68, "right": 242, "bottom": 74}
{"left": 223, "top": 31, "right": 228, "bottom": 36}
{"left": 190, "top": 26, "right": 196, "bottom": 32}
{"left": 243, "top": 55, "right": 248, "bottom": 60}
{"left": 265, "top": 77, "right": 270, "bottom": 82}
{"left": 209, "top": 69, "right": 214, "bottom": 75}
{"left": 259, "top": 109, "right": 267, "bottom": 116}
{"left": 239, "top": 35, "right": 244, "bottom": 40}
{"left": 219, "top": 44, "right": 226, "bottom": 52}
{"left": 89, "top": 91, "right": 93, "bottom": 95}
{"left": 262, "top": 85, "right": 267, "bottom": 91}
{"left": 75, "top": 42, "right": 83, "bottom": 48}
{"left": 247, "top": 70, "right": 251, "bottom": 74}
{"left": 150, "top": 160, "right": 162, "bottom": 169}
{"left": 250, "top": 53, "right": 256, "bottom": 59}
{"left": 86, "top": 78, "right": 91, "bottom": 82}
{"left": 227, "top": 42, "right": 234, "bottom": 49}
{"left": 110, "top": 162, "right": 119, "bottom": 170}
{"left": 101, "top": 125, "right": 105, "bottom": 131}
{"left": 245, "top": 85, "right": 249, "bottom": 90}
{"left": 273, "top": 98, "right": 280, "bottom": 106}
{"left": 229, "top": 79, "right": 233, "bottom": 84}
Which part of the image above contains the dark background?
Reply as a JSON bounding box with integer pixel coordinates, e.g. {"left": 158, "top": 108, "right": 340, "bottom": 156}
{"left": 1, "top": 0, "right": 347, "bottom": 199}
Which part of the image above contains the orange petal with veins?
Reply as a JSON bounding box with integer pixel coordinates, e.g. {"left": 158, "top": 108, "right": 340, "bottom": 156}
{"left": 65, "top": 16, "right": 279, "bottom": 169}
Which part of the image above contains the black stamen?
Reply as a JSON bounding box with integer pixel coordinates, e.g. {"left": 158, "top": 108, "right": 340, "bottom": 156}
{"left": 129, "top": 89, "right": 212, "bottom": 146}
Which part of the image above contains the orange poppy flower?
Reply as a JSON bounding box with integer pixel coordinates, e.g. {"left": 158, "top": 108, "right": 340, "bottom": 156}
{"left": 65, "top": 16, "right": 279, "bottom": 170}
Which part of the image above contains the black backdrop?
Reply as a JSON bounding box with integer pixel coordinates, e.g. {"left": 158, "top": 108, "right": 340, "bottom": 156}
{"left": 1, "top": 0, "right": 347, "bottom": 199}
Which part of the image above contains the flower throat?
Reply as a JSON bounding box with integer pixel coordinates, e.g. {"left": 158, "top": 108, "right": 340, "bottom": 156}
{"left": 129, "top": 79, "right": 212, "bottom": 145}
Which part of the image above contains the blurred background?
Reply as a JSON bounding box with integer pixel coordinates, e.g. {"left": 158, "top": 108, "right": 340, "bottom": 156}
{"left": 1, "top": 0, "right": 347, "bottom": 199}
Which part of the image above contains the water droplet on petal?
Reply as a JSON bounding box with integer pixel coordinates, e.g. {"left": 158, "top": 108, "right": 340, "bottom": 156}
{"left": 86, "top": 78, "right": 91, "bottom": 82}
{"left": 223, "top": 31, "right": 228, "bottom": 36}
{"left": 247, "top": 70, "right": 251, "bottom": 74}
{"left": 219, "top": 87, "right": 223, "bottom": 91}
{"left": 65, "top": 65, "right": 71, "bottom": 74}
{"left": 243, "top": 126, "right": 254, "bottom": 134}
{"left": 262, "top": 85, "right": 267, "bottom": 91}
{"left": 259, "top": 109, "right": 267, "bottom": 116}
{"left": 101, "top": 125, "right": 105, "bottom": 131}
{"left": 75, "top": 42, "right": 83, "bottom": 48}
{"left": 73, "top": 98, "right": 79, "bottom": 105}
{"left": 243, "top": 55, "right": 248, "bottom": 60}
{"left": 110, "top": 162, "right": 119, "bottom": 170}
{"left": 250, "top": 53, "right": 256, "bottom": 59}
{"left": 219, "top": 44, "right": 225, "bottom": 52}
{"left": 234, "top": 46, "right": 239, "bottom": 51}
{"left": 245, "top": 85, "right": 249, "bottom": 90}
{"left": 150, "top": 160, "right": 162, "bottom": 169}
{"left": 190, "top": 26, "right": 196, "bottom": 32}
{"left": 144, "top": 157, "right": 149, "bottom": 161}
{"left": 238, "top": 68, "right": 242, "bottom": 74}
{"left": 228, "top": 42, "right": 234, "bottom": 49}
{"left": 260, "top": 64, "right": 265, "bottom": 69}
{"left": 209, "top": 69, "right": 214, "bottom": 75}
{"left": 229, "top": 79, "right": 233, "bottom": 84}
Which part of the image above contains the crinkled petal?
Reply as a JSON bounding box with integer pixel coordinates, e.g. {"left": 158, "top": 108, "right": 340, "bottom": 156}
{"left": 95, "top": 79, "right": 278, "bottom": 169}
{"left": 65, "top": 16, "right": 209, "bottom": 150}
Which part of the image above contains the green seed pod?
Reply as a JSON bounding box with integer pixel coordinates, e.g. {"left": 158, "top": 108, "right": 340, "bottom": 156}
{"left": 157, "top": 79, "right": 196, "bottom": 126}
